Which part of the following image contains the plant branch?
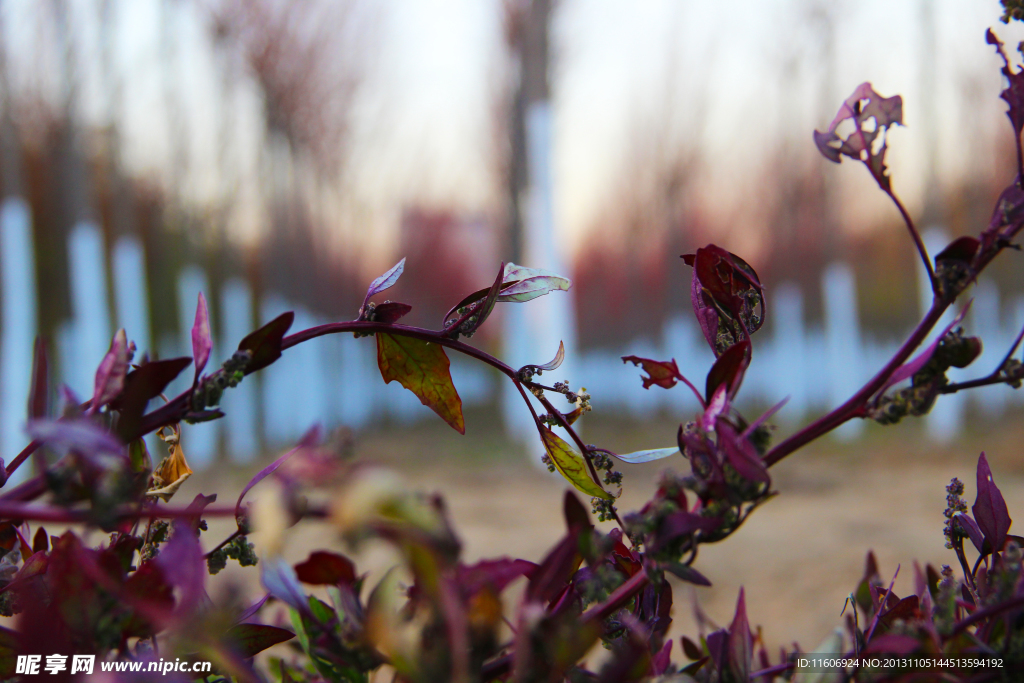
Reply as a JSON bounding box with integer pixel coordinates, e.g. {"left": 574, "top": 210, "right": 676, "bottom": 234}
{"left": 885, "top": 187, "right": 936, "bottom": 292}
{"left": 941, "top": 323, "right": 1024, "bottom": 394}
{"left": 580, "top": 569, "right": 649, "bottom": 623}
{"left": 764, "top": 299, "right": 949, "bottom": 467}
{"left": 1, "top": 440, "right": 41, "bottom": 482}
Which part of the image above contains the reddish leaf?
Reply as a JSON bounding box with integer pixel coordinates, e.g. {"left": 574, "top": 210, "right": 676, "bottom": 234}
{"left": 681, "top": 636, "right": 703, "bottom": 661}
{"left": 684, "top": 246, "right": 765, "bottom": 355}
{"left": 28, "top": 337, "right": 48, "bottom": 419}
{"left": 294, "top": 551, "right": 356, "bottom": 586}
{"left": 31, "top": 527, "right": 48, "bottom": 554}
{"left": 521, "top": 341, "right": 565, "bottom": 378}
{"left": 622, "top": 355, "right": 704, "bottom": 405}
{"left": 224, "top": 623, "right": 295, "bottom": 658}
{"left": 652, "top": 510, "right": 721, "bottom": 552}
{"left": 191, "top": 292, "right": 212, "bottom": 382}
{"left": 238, "top": 312, "right": 294, "bottom": 375}
{"left": 371, "top": 301, "right": 412, "bottom": 324}
{"left": 878, "top": 595, "right": 920, "bottom": 631}
{"left": 717, "top": 420, "right": 770, "bottom": 485}
{"left": 156, "top": 523, "right": 206, "bottom": 617}
{"left": 442, "top": 262, "right": 505, "bottom": 336}
{"left": 973, "top": 452, "right": 1011, "bottom": 555}
{"left": 526, "top": 530, "right": 582, "bottom": 604}
{"left": 814, "top": 82, "right": 903, "bottom": 191}
{"left": 90, "top": 329, "right": 130, "bottom": 412}
{"left": 728, "top": 588, "right": 752, "bottom": 682}
{"left": 705, "top": 340, "right": 751, "bottom": 402}
{"left": 456, "top": 558, "right": 537, "bottom": 596}
{"left": 935, "top": 236, "right": 980, "bottom": 265}
{"left": 376, "top": 333, "right": 464, "bottom": 434}
{"left": 563, "top": 490, "right": 592, "bottom": 531}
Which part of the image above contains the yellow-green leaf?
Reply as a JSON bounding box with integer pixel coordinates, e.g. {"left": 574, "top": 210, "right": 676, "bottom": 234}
{"left": 376, "top": 333, "right": 465, "bottom": 434}
{"left": 540, "top": 426, "right": 612, "bottom": 500}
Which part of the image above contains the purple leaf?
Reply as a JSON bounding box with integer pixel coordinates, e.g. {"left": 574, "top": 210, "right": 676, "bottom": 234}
{"left": 705, "top": 339, "right": 751, "bottom": 402}
{"left": 27, "top": 418, "right": 125, "bottom": 459}
{"left": 526, "top": 530, "right": 581, "bottom": 604}
{"left": 372, "top": 301, "right": 413, "bottom": 324}
{"left": 705, "top": 629, "right": 729, "bottom": 675}
{"left": 235, "top": 593, "right": 270, "bottom": 624}
{"left": 983, "top": 182, "right": 1024, "bottom": 250}
{"left": 191, "top": 292, "right": 212, "bottom": 382}
{"left": 728, "top": 588, "right": 752, "bottom": 682}
{"left": 973, "top": 452, "right": 1011, "bottom": 555}
{"left": 235, "top": 425, "right": 321, "bottom": 528}
{"left": 651, "top": 640, "right": 672, "bottom": 675}
{"left": 261, "top": 555, "right": 309, "bottom": 614}
{"left": 664, "top": 562, "right": 711, "bottom": 587}
{"left": 622, "top": 355, "right": 705, "bottom": 406}
{"left": 90, "top": 329, "right": 130, "bottom": 412}
{"left": 456, "top": 558, "right": 537, "bottom": 596}
{"left": 878, "top": 303, "right": 971, "bottom": 396}
{"left": 294, "top": 551, "right": 357, "bottom": 586}
{"left": 717, "top": 420, "right": 770, "bottom": 485}
{"left": 156, "top": 522, "right": 206, "bottom": 617}
{"left": 652, "top": 510, "right": 721, "bottom": 551}
{"left": 361, "top": 257, "right": 406, "bottom": 314}
{"left": 536, "top": 341, "right": 565, "bottom": 372}
{"left": 690, "top": 265, "right": 720, "bottom": 351}
{"left": 954, "top": 513, "right": 985, "bottom": 555}
{"left": 237, "top": 312, "right": 294, "bottom": 375}
{"left": 864, "top": 633, "right": 920, "bottom": 655}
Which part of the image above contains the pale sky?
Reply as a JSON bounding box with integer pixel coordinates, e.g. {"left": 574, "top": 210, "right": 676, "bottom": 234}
{"left": 3, "top": 0, "right": 1022, "bottom": 264}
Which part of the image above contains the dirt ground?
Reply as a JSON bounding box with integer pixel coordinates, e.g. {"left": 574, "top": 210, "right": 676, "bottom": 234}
{"left": 188, "top": 408, "right": 1024, "bottom": 664}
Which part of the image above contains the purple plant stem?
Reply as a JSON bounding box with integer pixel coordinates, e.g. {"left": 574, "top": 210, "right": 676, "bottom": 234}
{"left": 764, "top": 302, "right": 947, "bottom": 467}
{"left": 885, "top": 187, "right": 935, "bottom": 290}
{"left": 2, "top": 439, "right": 41, "bottom": 480}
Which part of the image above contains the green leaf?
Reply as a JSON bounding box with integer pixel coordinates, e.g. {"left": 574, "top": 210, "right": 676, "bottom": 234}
{"left": 376, "top": 333, "right": 465, "bottom": 434}
{"left": 540, "top": 426, "right": 612, "bottom": 500}
{"left": 224, "top": 623, "right": 295, "bottom": 658}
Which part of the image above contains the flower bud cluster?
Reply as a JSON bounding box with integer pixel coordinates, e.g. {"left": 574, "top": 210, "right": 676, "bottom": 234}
{"left": 943, "top": 477, "right": 968, "bottom": 549}
{"left": 191, "top": 349, "right": 252, "bottom": 411}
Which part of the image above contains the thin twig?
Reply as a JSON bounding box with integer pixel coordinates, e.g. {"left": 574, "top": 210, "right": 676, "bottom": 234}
{"left": 885, "top": 187, "right": 936, "bottom": 292}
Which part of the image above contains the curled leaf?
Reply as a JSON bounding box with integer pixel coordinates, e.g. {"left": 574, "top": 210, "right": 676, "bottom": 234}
{"left": 191, "top": 293, "right": 212, "bottom": 382}
{"left": 954, "top": 513, "right": 985, "bottom": 555}
{"left": 613, "top": 447, "right": 679, "bottom": 464}
{"left": 236, "top": 425, "right": 321, "bottom": 528}
{"left": 683, "top": 247, "right": 765, "bottom": 354}
{"left": 261, "top": 555, "right": 309, "bottom": 614}
{"left": 987, "top": 29, "right": 1024, "bottom": 137}
{"left": 728, "top": 588, "right": 752, "bottom": 682}
{"left": 499, "top": 263, "right": 571, "bottom": 302}
{"left": 814, "top": 82, "right": 903, "bottom": 191}
{"left": 147, "top": 424, "right": 193, "bottom": 503}
{"left": 622, "top": 355, "right": 704, "bottom": 406}
{"left": 376, "top": 333, "right": 464, "bottom": 434}
{"left": 716, "top": 420, "right": 770, "bottom": 485}
{"left": 539, "top": 426, "right": 612, "bottom": 500}
{"left": 442, "top": 263, "right": 505, "bottom": 336}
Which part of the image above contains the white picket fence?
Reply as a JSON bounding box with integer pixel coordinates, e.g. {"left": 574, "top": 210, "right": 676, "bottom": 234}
{"left": 2, "top": 198, "right": 1022, "bottom": 483}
